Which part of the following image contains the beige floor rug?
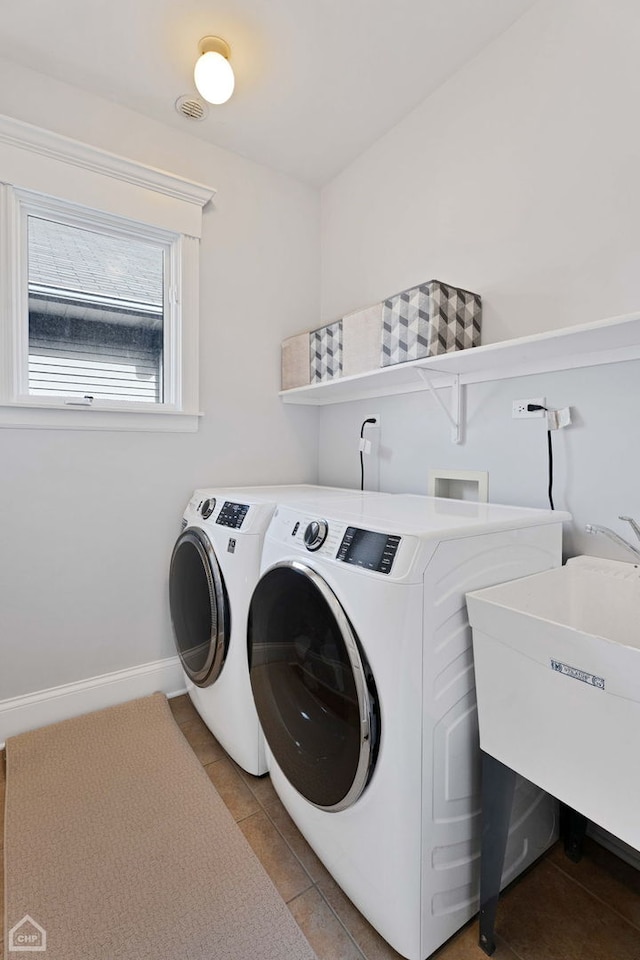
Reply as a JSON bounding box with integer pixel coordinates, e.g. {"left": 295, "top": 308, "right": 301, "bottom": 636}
{"left": 4, "top": 693, "right": 317, "bottom": 960}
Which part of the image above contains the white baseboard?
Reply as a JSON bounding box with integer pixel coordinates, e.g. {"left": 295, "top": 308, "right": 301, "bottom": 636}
{"left": 0, "top": 657, "right": 186, "bottom": 747}
{"left": 589, "top": 824, "right": 640, "bottom": 871}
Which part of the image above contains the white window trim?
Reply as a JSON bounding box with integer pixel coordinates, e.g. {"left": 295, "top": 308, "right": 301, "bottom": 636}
{"left": 0, "top": 114, "right": 214, "bottom": 433}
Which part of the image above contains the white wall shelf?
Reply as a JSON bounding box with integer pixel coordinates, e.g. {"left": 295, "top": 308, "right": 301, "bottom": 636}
{"left": 280, "top": 311, "right": 640, "bottom": 405}
{"left": 279, "top": 311, "right": 640, "bottom": 442}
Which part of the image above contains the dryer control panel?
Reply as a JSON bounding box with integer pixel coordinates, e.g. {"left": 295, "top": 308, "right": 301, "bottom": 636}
{"left": 285, "top": 513, "right": 402, "bottom": 575}
{"left": 269, "top": 505, "right": 420, "bottom": 581}
{"left": 337, "top": 527, "right": 401, "bottom": 575}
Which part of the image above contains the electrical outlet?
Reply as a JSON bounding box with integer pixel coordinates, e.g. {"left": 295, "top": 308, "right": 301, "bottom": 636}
{"left": 512, "top": 397, "right": 546, "bottom": 419}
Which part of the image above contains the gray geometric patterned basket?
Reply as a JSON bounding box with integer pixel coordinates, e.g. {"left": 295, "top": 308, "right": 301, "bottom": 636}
{"left": 381, "top": 279, "right": 481, "bottom": 367}
{"left": 310, "top": 320, "right": 343, "bottom": 382}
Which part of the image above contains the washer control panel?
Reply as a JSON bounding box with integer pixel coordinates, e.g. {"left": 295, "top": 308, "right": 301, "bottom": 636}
{"left": 337, "top": 527, "right": 401, "bottom": 575}
{"left": 216, "top": 501, "right": 250, "bottom": 529}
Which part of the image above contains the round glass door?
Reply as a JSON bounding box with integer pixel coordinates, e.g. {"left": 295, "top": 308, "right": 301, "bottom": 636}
{"left": 169, "top": 527, "right": 230, "bottom": 687}
{"left": 248, "top": 561, "right": 379, "bottom": 811}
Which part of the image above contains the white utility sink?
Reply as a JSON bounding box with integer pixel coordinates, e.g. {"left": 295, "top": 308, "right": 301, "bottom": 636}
{"left": 467, "top": 556, "right": 640, "bottom": 852}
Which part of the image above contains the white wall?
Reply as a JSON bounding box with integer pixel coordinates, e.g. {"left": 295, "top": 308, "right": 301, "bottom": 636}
{"left": 0, "top": 59, "right": 320, "bottom": 701}
{"left": 4, "top": 0, "right": 640, "bottom": 708}
{"left": 318, "top": 0, "right": 640, "bottom": 556}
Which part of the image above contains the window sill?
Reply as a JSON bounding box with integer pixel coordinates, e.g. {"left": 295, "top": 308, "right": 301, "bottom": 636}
{"left": 0, "top": 402, "right": 202, "bottom": 433}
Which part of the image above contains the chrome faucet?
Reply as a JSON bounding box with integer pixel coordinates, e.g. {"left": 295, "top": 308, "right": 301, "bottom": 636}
{"left": 619, "top": 515, "right": 640, "bottom": 541}
{"left": 585, "top": 515, "right": 640, "bottom": 561}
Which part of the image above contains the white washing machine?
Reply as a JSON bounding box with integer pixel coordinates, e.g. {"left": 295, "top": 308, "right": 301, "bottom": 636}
{"left": 169, "top": 484, "right": 380, "bottom": 775}
{"left": 248, "top": 494, "right": 571, "bottom": 959}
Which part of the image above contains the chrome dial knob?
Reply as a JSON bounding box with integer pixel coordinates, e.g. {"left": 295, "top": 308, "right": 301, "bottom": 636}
{"left": 303, "top": 519, "right": 328, "bottom": 551}
{"left": 201, "top": 497, "right": 217, "bottom": 519}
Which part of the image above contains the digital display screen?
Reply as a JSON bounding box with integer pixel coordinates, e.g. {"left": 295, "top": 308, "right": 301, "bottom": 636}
{"left": 337, "top": 527, "right": 400, "bottom": 574}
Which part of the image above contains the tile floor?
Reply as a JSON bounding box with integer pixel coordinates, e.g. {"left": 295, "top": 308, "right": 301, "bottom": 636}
{"left": 2, "top": 697, "right": 640, "bottom": 960}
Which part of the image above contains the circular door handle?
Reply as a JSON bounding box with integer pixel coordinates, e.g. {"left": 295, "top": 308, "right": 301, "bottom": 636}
{"left": 304, "top": 520, "right": 328, "bottom": 551}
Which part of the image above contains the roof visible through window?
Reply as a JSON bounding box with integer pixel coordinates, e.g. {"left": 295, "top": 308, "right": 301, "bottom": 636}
{"left": 28, "top": 217, "right": 163, "bottom": 308}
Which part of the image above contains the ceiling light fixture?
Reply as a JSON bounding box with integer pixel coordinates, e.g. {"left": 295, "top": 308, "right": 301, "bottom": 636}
{"left": 194, "top": 36, "right": 235, "bottom": 105}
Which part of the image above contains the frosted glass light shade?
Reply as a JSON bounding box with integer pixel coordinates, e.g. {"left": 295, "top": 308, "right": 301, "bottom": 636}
{"left": 194, "top": 51, "right": 235, "bottom": 105}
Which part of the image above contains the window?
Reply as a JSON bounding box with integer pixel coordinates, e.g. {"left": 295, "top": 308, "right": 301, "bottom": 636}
{"left": 20, "top": 197, "right": 176, "bottom": 409}
{"left": 0, "top": 114, "right": 214, "bottom": 431}
{"left": 28, "top": 215, "right": 166, "bottom": 405}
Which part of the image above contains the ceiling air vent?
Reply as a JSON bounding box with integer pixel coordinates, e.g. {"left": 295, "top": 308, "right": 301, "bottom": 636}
{"left": 175, "top": 96, "right": 209, "bottom": 122}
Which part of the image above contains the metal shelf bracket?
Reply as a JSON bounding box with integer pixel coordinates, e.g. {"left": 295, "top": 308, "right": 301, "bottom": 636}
{"left": 417, "top": 369, "right": 463, "bottom": 444}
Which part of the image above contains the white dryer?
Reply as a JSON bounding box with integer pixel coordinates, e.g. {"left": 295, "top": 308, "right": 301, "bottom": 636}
{"left": 169, "top": 485, "right": 376, "bottom": 775}
{"left": 248, "top": 494, "right": 571, "bottom": 959}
